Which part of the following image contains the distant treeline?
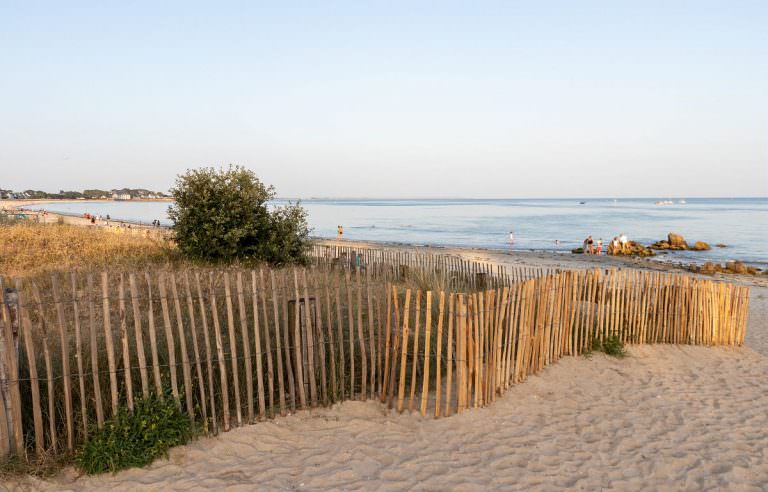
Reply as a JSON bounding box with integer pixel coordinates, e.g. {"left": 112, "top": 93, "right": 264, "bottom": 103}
{"left": 0, "top": 188, "right": 169, "bottom": 200}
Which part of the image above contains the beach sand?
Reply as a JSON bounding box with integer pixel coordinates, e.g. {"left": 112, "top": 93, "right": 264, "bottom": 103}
{"left": 15, "top": 345, "right": 768, "bottom": 491}
{"left": 6, "top": 239, "right": 768, "bottom": 491}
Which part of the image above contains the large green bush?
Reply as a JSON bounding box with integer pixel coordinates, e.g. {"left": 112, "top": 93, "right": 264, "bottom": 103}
{"left": 168, "top": 165, "right": 310, "bottom": 264}
{"left": 75, "top": 393, "right": 195, "bottom": 474}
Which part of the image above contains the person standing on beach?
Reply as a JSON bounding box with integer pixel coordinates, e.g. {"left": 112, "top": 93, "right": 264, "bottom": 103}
{"left": 587, "top": 235, "right": 594, "bottom": 254}
{"left": 509, "top": 231, "right": 515, "bottom": 246}
{"left": 337, "top": 225, "right": 344, "bottom": 239}
{"left": 596, "top": 238, "right": 603, "bottom": 255}
{"left": 619, "top": 233, "right": 628, "bottom": 253}
{"left": 609, "top": 237, "right": 619, "bottom": 255}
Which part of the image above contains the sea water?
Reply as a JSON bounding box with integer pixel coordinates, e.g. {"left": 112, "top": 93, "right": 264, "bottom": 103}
{"left": 33, "top": 197, "right": 768, "bottom": 267}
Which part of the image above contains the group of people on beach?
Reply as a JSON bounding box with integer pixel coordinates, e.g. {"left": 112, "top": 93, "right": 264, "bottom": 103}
{"left": 582, "top": 233, "right": 629, "bottom": 255}
{"left": 82, "top": 212, "right": 137, "bottom": 230}
{"left": 81, "top": 212, "right": 163, "bottom": 229}
{"left": 83, "top": 212, "right": 108, "bottom": 225}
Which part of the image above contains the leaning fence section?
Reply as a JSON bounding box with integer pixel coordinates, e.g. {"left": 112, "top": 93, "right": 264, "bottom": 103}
{"left": 0, "top": 266, "right": 749, "bottom": 460}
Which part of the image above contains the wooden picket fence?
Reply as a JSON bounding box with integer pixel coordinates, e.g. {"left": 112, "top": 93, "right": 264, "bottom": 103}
{"left": 309, "top": 243, "right": 549, "bottom": 289}
{"left": 0, "top": 265, "right": 749, "bottom": 460}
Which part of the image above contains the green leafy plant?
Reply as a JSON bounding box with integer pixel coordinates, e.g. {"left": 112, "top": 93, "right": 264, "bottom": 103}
{"left": 584, "top": 334, "right": 627, "bottom": 359}
{"left": 75, "top": 393, "right": 195, "bottom": 474}
{"left": 168, "top": 165, "right": 310, "bottom": 264}
{"left": 601, "top": 335, "right": 627, "bottom": 358}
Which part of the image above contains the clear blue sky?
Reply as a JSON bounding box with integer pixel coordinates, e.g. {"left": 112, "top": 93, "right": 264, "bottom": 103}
{"left": 1, "top": 1, "right": 766, "bottom": 198}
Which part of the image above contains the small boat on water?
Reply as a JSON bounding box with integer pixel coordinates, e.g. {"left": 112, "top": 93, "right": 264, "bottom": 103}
{"left": 579, "top": 201, "right": 586, "bottom": 205}
{"left": 655, "top": 200, "right": 674, "bottom": 205}
{"left": 679, "top": 199, "right": 686, "bottom": 204}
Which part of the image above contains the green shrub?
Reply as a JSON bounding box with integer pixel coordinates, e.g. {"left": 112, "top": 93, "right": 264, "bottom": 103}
{"left": 584, "top": 334, "right": 627, "bottom": 359}
{"left": 168, "top": 165, "right": 310, "bottom": 264}
{"left": 75, "top": 393, "right": 195, "bottom": 474}
{"left": 601, "top": 335, "right": 627, "bottom": 358}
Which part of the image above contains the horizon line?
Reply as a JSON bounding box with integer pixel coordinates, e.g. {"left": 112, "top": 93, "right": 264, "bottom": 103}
{"left": 277, "top": 195, "right": 768, "bottom": 201}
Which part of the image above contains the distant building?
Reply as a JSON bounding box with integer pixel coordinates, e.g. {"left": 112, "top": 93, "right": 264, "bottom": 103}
{"left": 112, "top": 192, "right": 132, "bottom": 200}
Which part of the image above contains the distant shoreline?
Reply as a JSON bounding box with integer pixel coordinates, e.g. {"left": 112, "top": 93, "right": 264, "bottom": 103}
{"left": 2, "top": 198, "right": 173, "bottom": 225}
{"left": 0, "top": 199, "right": 167, "bottom": 231}
{"left": 0, "top": 198, "right": 172, "bottom": 205}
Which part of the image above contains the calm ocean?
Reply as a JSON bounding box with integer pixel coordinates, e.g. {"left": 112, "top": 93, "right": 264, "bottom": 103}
{"left": 35, "top": 197, "right": 768, "bottom": 267}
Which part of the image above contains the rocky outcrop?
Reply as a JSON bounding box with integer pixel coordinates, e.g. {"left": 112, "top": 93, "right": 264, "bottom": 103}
{"left": 699, "top": 262, "right": 719, "bottom": 275}
{"left": 651, "top": 233, "right": 711, "bottom": 252}
{"left": 725, "top": 261, "right": 749, "bottom": 274}
{"left": 668, "top": 233, "right": 688, "bottom": 249}
{"left": 691, "top": 261, "right": 760, "bottom": 276}
{"left": 611, "top": 241, "right": 655, "bottom": 257}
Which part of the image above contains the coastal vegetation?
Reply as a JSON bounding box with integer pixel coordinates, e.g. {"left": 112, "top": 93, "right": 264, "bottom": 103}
{"left": 583, "top": 334, "right": 627, "bottom": 359}
{"left": 75, "top": 392, "right": 195, "bottom": 474}
{"left": 0, "top": 221, "right": 176, "bottom": 277}
{"left": 1, "top": 166, "right": 311, "bottom": 278}
{"left": 168, "top": 165, "right": 310, "bottom": 265}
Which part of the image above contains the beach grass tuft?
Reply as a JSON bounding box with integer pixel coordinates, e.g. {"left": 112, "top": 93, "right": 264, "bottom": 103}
{"left": 601, "top": 335, "right": 628, "bottom": 358}
{"left": 584, "top": 334, "right": 627, "bottom": 359}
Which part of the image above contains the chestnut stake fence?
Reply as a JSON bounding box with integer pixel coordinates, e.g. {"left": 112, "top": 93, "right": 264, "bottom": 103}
{"left": 0, "top": 265, "right": 749, "bottom": 459}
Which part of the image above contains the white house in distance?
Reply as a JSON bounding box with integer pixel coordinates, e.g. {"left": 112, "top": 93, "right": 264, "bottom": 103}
{"left": 112, "top": 192, "right": 132, "bottom": 200}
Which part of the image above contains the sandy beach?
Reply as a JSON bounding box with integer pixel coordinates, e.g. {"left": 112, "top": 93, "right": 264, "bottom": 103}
{"left": 9, "top": 345, "right": 765, "bottom": 491}
{"left": 5, "top": 238, "right": 766, "bottom": 491}
{"left": 1, "top": 200, "right": 154, "bottom": 227}
{"left": 1, "top": 200, "right": 167, "bottom": 239}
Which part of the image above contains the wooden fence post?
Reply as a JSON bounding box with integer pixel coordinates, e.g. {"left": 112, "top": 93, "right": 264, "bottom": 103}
{"left": 0, "top": 284, "right": 23, "bottom": 456}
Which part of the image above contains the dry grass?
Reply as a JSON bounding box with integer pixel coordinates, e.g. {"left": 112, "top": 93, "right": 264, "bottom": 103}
{"left": 0, "top": 222, "right": 179, "bottom": 277}
{"left": 0, "top": 452, "right": 73, "bottom": 480}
